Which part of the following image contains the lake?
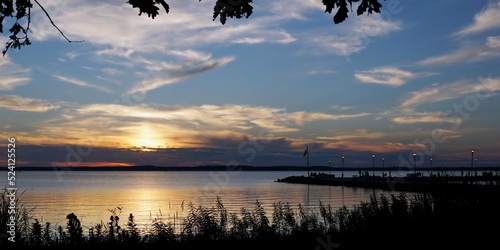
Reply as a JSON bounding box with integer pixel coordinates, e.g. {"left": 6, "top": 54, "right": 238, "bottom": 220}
{"left": 2, "top": 170, "right": 410, "bottom": 233}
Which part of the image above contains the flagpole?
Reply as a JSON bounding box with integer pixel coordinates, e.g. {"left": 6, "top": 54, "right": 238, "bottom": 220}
{"left": 306, "top": 145, "right": 310, "bottom": 177}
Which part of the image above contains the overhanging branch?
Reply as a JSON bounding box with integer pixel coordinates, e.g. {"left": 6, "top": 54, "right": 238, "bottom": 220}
{"left": 33, "top": 0, "right": 84, "bottom": 44}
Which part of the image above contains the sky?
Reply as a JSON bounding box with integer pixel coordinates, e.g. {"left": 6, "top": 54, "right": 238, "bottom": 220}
{"left": 1, "top": 0, "right": 500, "bottom": 169}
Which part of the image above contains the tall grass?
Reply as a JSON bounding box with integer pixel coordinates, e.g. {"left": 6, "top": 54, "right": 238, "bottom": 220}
{"left": 1, "top": 188, "right": 35, "bottom": 244}
{"left": 2, "top": 188, "right": 499, "bottom": 249}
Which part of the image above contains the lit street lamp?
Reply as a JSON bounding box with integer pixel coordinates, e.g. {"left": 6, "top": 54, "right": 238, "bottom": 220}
{"left": 471, "top": 149, "right": 475, "bottom": 176}
{"left": 372, "top": 154, "right": 375, "bottom": 177}
{"left": 413, "top": 153, "right": 416, "bottom": 174}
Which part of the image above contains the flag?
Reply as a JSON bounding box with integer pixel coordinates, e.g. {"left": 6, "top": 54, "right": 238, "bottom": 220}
{"left": 303, "top": 145, "right": 308, "bottom": 157}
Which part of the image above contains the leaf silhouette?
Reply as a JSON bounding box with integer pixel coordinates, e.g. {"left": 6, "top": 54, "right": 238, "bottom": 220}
{"left": 323, "top": 0, "right": 383, "bottom": 24}
{"left": 127, "top": 0, "right": 169, "bottom": 19}
{"left": 205, "top": 0, "right": 253, "bottom": 25}
{"left": 334, "top": 4, "right": 349, "bottom": 24}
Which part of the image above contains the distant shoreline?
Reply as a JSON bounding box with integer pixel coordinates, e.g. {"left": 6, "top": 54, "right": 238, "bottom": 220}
{"left": 4, "top": 165, "right": 500, "bottom": 172}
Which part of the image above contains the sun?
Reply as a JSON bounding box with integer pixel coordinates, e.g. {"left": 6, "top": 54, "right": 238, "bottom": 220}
{"left": 129, "top": 125, "right": 165, "bottom": 151}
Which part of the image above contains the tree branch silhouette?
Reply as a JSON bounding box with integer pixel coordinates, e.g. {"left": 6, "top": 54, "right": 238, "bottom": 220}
{"left": 1, "top": 0, "right": 83, "bottom": 56}
{"left": 1, "top": 0, "right": 385, "bottom": 56}
{"left": 33, "top": 0, "right": 84, "bottom": 44}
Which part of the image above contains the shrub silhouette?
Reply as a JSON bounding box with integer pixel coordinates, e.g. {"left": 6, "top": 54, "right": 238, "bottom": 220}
{"left": 66, "top": 213, "right": 83, "bottom": 244}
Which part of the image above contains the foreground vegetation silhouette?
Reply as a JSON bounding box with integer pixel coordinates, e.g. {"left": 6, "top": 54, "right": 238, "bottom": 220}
{"left": 2, "top": 183, "right": 500, "bottom": 249}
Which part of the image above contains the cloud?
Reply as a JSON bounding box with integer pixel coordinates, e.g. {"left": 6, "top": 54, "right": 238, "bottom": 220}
{"left": 127, "top": 50, "right": 234, "bottom": 94}
{"left": 308, "top": 69, "right": 336, "bottom": 75}
{"left": 305, "top": 14, "right": 401, "bottom": 56}
{"left": 74, "top": 103, "right": 370, "bottom": 132}
{"left": 13, "top": 103, "right": 372, "bottom": 149}
{"left": 29, "top": 0, "right": 297, "bottom": 54}
{"left": 330, "top": 105, "right": 354, "bottom": 111}
{"left": 229, "top": 31, "right": 296, "bottom": 45}
{"left": 0, "top": 95, "right": 60, "bottom": 112}
{"left": 53, "top": 75, "right": 114, "bottom": 93}
{"left": 455, "top": 1, "right": 500, "bottom": 36}
{"left": 267, "top": 0, "right": 324, "bottom": 20}
{"left": 317, "top": 129, "right": 387, "bottom": 141}
{"left": 401, "top": 77, "right": 500, "bottom": 107}
{"left": 377, "top": 108, "right": 463, "bottom": 125}
{"left": 417, "top": 36, "right": 500, "bottom": 66}
{"left": 322, "top": 141, "right": 422, "bottom": 154}
{"left": 285, "top": 112, "right": 370, "bottom": 126}
{"left": 102, "top": 68, "right": 122, "bottom": 76}
{"left": 0, "top": 57, "right": 31, "bottom": 91}
{"left": 392, "top": 112, "right": 462, "bottom": 125}
{"left": 354, "top": 67, "right": 416, "bottom": 86}
{"left": 231, "top": 37, "right": 266, "bottom": 44}
{"left": 486, "top": 35, "right": 500, "bottom": 48}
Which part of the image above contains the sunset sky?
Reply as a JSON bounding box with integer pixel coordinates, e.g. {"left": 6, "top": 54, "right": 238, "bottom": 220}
{"left": 1, "top": 0, "right": 500, "bottom": 168}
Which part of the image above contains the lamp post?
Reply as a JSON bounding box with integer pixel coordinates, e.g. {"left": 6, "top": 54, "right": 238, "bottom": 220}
{"left": 372, "top": 154, "right": 375, "bottom": 177}
{"left": 430, "top": 157, "right": 433, "bottom": 176}
{"left": 328, "top": 160, "right": 331, "bottom": 176}
{"left": 341, "top": 156, "right": 345, "bottom": 179}
{"left": 413, "top": 153, "right": 416, "bottom": 174}
{"left": 471, "top": 149, "right": 474, "bottom": 176}
{"left": 475, "top": 158, "right": 477, "bottom": 176}
{"left": 382, "top": 157, "right": 385, "bottom": 177}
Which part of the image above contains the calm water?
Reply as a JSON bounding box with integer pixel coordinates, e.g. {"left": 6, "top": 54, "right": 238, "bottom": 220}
{"left": 3, "top": 170, "right": 407, "bottom": 232}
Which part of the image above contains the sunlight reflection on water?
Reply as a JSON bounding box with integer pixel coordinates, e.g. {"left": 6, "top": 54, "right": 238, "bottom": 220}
{"left": 5, "top": 170, "right": 405, "bottom": 232}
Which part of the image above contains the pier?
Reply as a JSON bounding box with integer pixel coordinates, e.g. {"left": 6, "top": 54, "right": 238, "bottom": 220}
{"left": 276, "top": 171, "right": 500, "bottom": 193}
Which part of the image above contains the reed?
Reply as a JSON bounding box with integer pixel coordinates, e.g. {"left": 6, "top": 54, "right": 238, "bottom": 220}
{"left": 1, "top": 188, "right": 35, "bottom": 244}
{"left": 2, "top": 187, "right": 499, "bottom": 249}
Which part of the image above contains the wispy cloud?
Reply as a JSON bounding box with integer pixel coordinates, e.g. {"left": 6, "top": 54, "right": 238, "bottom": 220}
{"left": 318, "top": 129, "right": 387, "bottom": 141}
{"left": 0, "top": 95, "right": 60, "bottom": 112}
{"left": 355, "top": 67, "right": 422, "bottom": 86}
{"left": 102, "top": 68, "right": 122, "bottom": 76}
{"left": 30, "top": 1, "right": 298, "bottom": 54}
{"left": 418, "top": 36, "right": 500, "bottom": 66}
{"left": 75, "top": 103, "right": 370, "bottom": 131}
{"left": 53, "top": 75, "right": 114, "bottom": 93}
{"left": 308, "top": 69, "right": 336, "bottom": 76}
{"left": 285, "top": 112, "right": 370, "bottom": 126}
{"left": 14, "top": 102, "right": 371, "bottom": 148}
{"left": 455, "top": 1, "right": 500, "bottom": 36}
{"left": 323, "top": 141, "right": 422, "bottom": 154}
{"left": 0, "top": 57, "right": 31, "bottom": 91}
{"left": 127, "top": 50, "right": 234, "bottom": 94}
{"left": 330, "top": 105, "right": 354, "bottom": 111}
{"left": 392, "top": 112, "right": 462, "bottom": 125}
{"left": 305, "top": 14, "right": 401, "bottom": 56}
{"left": 401, "top": 77, "right": 500, "bottom": 107}
{"left": 267, "top": 0, "right": 324, "bottom": 20}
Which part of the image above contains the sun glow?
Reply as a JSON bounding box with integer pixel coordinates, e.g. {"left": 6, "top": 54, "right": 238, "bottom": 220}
{"left": 129, "top": 125, "right": 165, "bottom": 151}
